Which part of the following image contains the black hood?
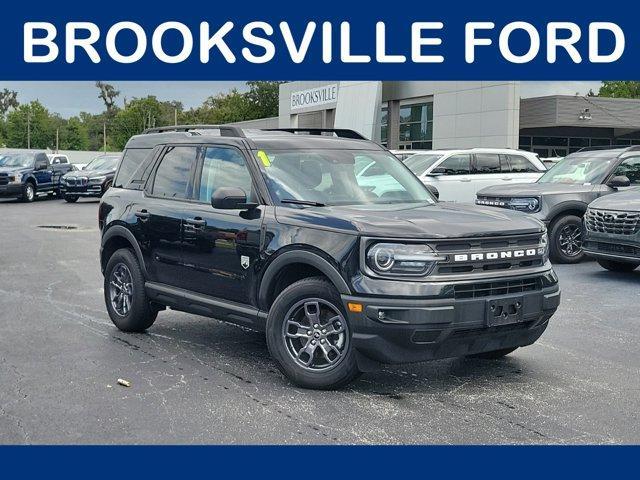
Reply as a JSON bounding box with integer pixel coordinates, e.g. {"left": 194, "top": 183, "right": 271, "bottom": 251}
{"left": 63, "top": 169, "right": 116, "bottom": 179}
{"left": 479, "top": 182, "right": 596, "bottom": 197}
{"left": 0, "top": 166, "right": 30, "bottom": 175}
{"left": 276, "top": 202, "right": 544, "bottom": 239}
{"left": 589, "top": 188, "right": 640, "bottom": 212}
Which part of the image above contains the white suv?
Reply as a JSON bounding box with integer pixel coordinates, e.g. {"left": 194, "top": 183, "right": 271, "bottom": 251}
{"left": 405, "top": 148, "right": 546, "bottom": 203}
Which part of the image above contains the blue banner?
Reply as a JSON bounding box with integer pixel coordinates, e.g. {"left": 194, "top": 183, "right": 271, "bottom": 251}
{"left": 1, "top": 0, "right": 639, "bottom": 80}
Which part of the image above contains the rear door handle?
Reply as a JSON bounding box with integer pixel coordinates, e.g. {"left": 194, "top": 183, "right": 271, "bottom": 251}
{"left": 502, "top": 177, "right": 513, "bottom": 181}
{"left": 135, "top": 210, "right": 150, "bottom": 220}
{"left": 186, "top": 217, "right": 207, "bottom": 227}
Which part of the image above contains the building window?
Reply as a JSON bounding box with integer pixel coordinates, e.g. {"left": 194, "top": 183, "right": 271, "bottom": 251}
{"left": 399, "top": 102, "right": 433, "bottom": 150}
{"left": 380, "top": 107, "right": 388, "bottom": 146}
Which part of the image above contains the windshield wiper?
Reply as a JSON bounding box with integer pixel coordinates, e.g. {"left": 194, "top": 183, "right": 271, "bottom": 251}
{"left": 280, "top": 199, "right": 326, "bottom": 207}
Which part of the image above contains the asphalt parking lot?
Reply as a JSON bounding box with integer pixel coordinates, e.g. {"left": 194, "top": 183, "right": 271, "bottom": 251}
{"left": 1, "top": 197, "right": 639, "bottom": 444}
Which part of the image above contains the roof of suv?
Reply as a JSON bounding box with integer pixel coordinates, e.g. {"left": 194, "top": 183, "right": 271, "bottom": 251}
{"left": 125, "top": 126, "right": 385, "bottom": 152}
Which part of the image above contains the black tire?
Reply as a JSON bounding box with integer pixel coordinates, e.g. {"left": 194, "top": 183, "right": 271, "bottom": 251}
{"left": 104, "top": 248, "right": 157, "bottom": 332}
{"left": 21, "top": 182, "right": 36, "bottom": 203}
{"left": 549, "top": 215, "right": 584, "bottom": 264}
{"left": 469, "top": 347, "right": 518, "bottom": 359}
{"left": 64, "top": 195, "right": 79, "bottom": 203}
{"left": 597, "top": 258, "right": 640, "bottom": 272}
{"left": 266, "top": 277, "right": 361, "bottom": 390}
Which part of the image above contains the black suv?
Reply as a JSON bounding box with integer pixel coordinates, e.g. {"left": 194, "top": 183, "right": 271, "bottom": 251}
{"left": 99, "top": 126, "right": 560, "bottom": 389}
{"left": 61, "top": 155, "right": 121, "bottom": 202}
{"left": 477, "top": 146, "right": 640, "bottom": 263}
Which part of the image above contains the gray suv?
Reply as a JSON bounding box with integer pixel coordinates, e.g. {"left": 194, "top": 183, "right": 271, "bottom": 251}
{"left": 584, "top": 188, "right": 640, "bottom": 272}
{"left": 476, "top": 146, "right": 640, "bottom": 263}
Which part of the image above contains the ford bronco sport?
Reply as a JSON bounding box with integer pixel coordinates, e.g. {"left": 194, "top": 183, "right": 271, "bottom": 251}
{"left": 99, "top": 126, "right": 560, "bottom": 389}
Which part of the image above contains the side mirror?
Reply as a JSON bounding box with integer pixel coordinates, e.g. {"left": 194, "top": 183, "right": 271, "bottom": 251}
{"left": 425, "top": 184, "right": 440, "bottom": 200}
{"left": 35, "top": 161, "right": 48, "bottom": 171}
{"left": 607, "top": 175, "right": 631, "bottom": 188}
{"left": 211, "top": 187, "right": 257, "bottom": 210}
{"left": 428, "top": 166, "right": 446, "bottom": 176}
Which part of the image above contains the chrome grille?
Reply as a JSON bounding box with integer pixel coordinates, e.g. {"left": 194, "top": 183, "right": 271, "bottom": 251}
{"left": 585, "top": 209, "right": 640, "bottom": 236}
{"left": 66, "top": 177, "right": 88, "bottom": 187}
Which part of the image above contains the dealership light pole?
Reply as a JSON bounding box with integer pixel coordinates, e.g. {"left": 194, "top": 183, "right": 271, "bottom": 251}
{"left": 27, "top": 106, "right": 31, "bottom": 149}
{"left": 55, "top": 128, "right": 59, "bottom": 153}
{"left": 103, "top": 122, "right": 107, "bottom": 153}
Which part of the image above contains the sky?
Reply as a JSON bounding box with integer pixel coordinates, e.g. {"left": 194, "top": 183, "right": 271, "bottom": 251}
{"left": 0, "top": 81, "right": 602, "bottom": 118}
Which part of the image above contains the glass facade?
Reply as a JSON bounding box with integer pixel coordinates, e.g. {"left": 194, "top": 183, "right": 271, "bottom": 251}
{"left": 381, "top": 107, "right": 388, "bottom": 146}
{"left": 381, "top": 101, "right": 433, "bottom": 150}
{"left": 520, "top": 135, "right": 640, "bottom": 157}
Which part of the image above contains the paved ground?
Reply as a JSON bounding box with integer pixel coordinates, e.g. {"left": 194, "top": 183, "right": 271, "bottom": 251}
{"left": 1, "top": 197, "right": 639, "bottom": 444}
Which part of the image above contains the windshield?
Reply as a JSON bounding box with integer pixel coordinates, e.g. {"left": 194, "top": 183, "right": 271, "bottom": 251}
{"left": 0, "top": 153, "right": 34, "bottom": 168}
{"left": 538, "top": 156, "right": 613, "bottom": 184}
{"left": 85, "top": 156, "right": 120, "bottom": 171}
{"left": 258, "top": 149, "right": 435, "bottom": 206}
{"left": 405, "top": 154, "right": 443, "bottom": 176}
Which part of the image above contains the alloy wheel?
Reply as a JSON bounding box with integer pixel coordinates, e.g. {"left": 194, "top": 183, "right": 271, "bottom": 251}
{"left": 25, "top": 184, "right": 34, "bottom": 201}
{"left": 559, "top": 224, "right": 583, "bottom": 257}
{"left": 109, "top": 263, "right": 133, "bottom": 316}
{"left": 282, "top": 298, "right": 348, "bottom": 372}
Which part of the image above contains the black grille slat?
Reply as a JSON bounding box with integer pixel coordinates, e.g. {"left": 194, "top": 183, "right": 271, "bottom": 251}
{"left": 0, "top": 174, "right": 8, "bottom": 186}
{"left": 454, "top": 277, "right": 543, "bottom": 300}
{"left": 586, "top": 209, "right": 640, "bottom": 236}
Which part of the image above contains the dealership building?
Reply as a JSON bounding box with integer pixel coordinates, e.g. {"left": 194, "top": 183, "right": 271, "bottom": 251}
{"left": 234, "top": 81, "right": 640, "bottom": 157}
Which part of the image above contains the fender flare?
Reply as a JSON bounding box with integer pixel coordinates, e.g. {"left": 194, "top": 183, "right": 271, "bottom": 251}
{"left": 100, "top": 225, "right": 148, "bottom": 276}
{"left": 547, "top": 201, "right": 588, "bottom": 226}
{"left": 258, "top": 250, "right": 351, "bottom": 308}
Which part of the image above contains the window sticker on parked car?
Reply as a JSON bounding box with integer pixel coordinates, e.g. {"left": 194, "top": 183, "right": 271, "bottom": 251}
{"left": 257, "top": 150, "right": 271, "bottom": 167}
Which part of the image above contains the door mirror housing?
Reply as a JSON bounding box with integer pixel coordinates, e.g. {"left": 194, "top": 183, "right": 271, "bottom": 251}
{"left": 428, "top": 166, "right": 446, "bottom": 176}
{"left": 607, "top": 175, "right": 631, "bottom": 189}
{"left": 211, "top": 187, "right": 258, "bottom": 210}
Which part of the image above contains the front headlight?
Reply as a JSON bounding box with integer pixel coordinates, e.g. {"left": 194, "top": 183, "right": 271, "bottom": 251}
{"left": 540, "top": 232, "right": 549, "bottom": 263}
{"left": 508, "top": 197, "right": 540, "bottom": 213}
{"left": 366, "top": 243, "right": 445, "bottom": 277}
{"left": 89, "top": 176, "right": 106, "bottom": 184}
{"left": 9, "top": 173, "right": 22, "bottom": 184}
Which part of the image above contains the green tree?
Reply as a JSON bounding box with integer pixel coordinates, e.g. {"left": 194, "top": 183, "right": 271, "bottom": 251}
{"left": 5, "top": 101, "right": 55, "bottom": 149}
{"left": 111, "top": 96, "right": 180, "bottom": 149}
{"left": 60, "top": 117, "right": 90, "bottom": 150}
{"left": 96, "top": 81, "right": 121, "bottom": 114}
{"left": 597, "top": 81, "right": 640, "bottom": 99}
{"left": 0, "top": 89, "right": 19, "bottom": 118}
{"left": 244, "top": 81, "right": 283, "bottom": 119}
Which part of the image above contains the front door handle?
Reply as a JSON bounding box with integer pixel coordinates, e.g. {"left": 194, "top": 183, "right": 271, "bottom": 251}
{"left": 135, "top": 209, "right": 150, "bottom": 220}
{"left": 185, "top": 217, "right": 207, "bottom": 227}
{"left": 459, "top": 178, "right": 472, "bottom": 182}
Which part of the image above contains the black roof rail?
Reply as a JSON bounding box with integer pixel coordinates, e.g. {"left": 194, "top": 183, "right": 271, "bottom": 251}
{"left": 263, "top": 128, "right": 367, "bottom": 140}
{"left": 142, "top": 125, "right": 246, "bottom": 137}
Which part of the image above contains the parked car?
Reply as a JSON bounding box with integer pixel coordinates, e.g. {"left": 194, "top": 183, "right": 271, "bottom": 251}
{"left": 47, "top": 153, "right": 70, "bottom": 166}
{"left": 404, "top": 148, "right": 545, "bottom": 203}
{"left": 390, "top": 150, "right": 431, "bottom": 162}
{"left": 476, "top": 146, "right": 640, "bottom": 263}
{"left": 0, "top": 151, "right": 73, "bottom": 202}
{"left": 99, "top": 126, "right": 559, "bottom": 390}
{"left": 60, "top": 155, "right": 121, "bottom": 202}
{"left": 583, "top": 188, "right": 640, "bottom": 272}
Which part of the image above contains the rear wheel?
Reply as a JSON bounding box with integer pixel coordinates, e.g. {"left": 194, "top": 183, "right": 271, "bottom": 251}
{"left": 266, "top": 277, "right": 361, "bottom": 389}
{"left": 64, "top": 195, "right": 79, "bottom": 203}
{"left": 550, "top": 215, "right": 584, "bottom": 263}
{"left": 21, "top": 182, "right": 35, "bottom": 203}
{"left": 104, "top": 248, "right": 157, "bottom": 332}
{"left": 469, "top": 347, "right": 518, "bottom": 359}
{"left": 597, "top": 259, "right": 640, "bottom": 272}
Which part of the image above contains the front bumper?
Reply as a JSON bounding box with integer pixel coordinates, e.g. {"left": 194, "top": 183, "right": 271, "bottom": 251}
{"left": 583, "top": 230, "right": 640, "bottom": 263}
{"left": 60, "top": 184, "right": 105, "bottom": 197}
{"left": 0, "top": 184, "right": 24, "bottom": 198}
{"left": 342, "top": 271, "right": 560, "bottom": 364}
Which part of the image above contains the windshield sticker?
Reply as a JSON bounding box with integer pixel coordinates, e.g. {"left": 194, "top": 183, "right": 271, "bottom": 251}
{"left": 257, "top": 150, "right": 271, "bottom": 167}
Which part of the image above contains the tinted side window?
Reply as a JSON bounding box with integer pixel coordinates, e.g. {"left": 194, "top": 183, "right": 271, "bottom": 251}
{"left": 113, "top": 148, "right": 152, "bottom": 188}
{"left": 152, "top": 146, "right": 198, "bottom": 199}
{"left": 614, "top": 157, "right": 640, "bottom": 185}
{"left": 439, "top": 154, "right": 471, "bottom": 175}
{"left": 474, "top": 153, "right": 501, "bottom": 173}
{"left": 198, "top": 147, "right": 254, "bottom": 203}
{"left": 508, "top": 155, "right": 537, "bottom": 173}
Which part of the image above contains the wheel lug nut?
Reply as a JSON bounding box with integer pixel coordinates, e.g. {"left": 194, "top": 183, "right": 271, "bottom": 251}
{"left": 311, "top": 340, "right": 316, "bottom": 345}
{"left": 320, "top": 339, "right": 325, "bottom": 344}
{"left": 314, "top": 324, "right": 319, "bottom": 328}
{"left": 307, "top": 330, "right": 313, "bottom": 336}
{"left": 322, "top": 329, "right": 327, "bottom": 334}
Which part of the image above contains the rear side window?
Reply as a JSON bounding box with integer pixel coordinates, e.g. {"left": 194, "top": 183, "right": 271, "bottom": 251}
{"left": 474, "top": 153, "right": 501, "bottom": 173}
{"left": 439, "top": 154, "right": 471, "bottom": 175}
{"left": 152, "top": 146, "right": 199, "bottom": 199}
{"left": 507, "top": 154, "right": 538, "bottom": 173}
{"left": 113, "top": 148, "right": 152, "bottom": 188}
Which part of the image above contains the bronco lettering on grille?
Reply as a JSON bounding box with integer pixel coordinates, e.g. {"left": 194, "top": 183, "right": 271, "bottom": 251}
{"left": 454, "top": 249, "right": 539, "bottom": 262}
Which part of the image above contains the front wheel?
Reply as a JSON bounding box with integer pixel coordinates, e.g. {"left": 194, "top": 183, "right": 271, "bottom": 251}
{"left": 550, "top": 215, "right": 584, "bottom": 263}
{"left": 266, "top": 278, "right": 361, "bottom": 390}
{"left": 104, "top": 248, "right": 157, "bottom": 332}
{"left": 21, "top": 183, "right": 35, "bottom": 203}
{"left": 597, "top": 259, "right": 640, "bottom": 272}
